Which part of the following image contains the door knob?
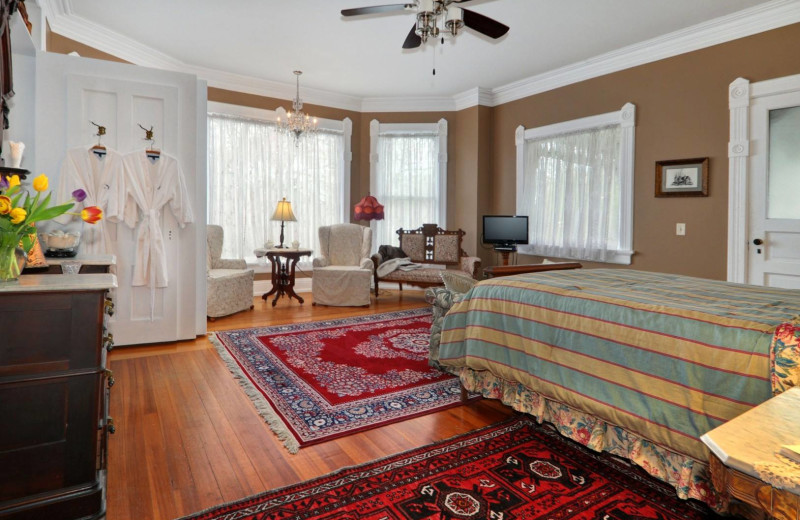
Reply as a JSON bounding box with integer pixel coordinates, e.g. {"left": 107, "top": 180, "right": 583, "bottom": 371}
{"left": 753, "top": 238, "right": 764, "bottom": 245}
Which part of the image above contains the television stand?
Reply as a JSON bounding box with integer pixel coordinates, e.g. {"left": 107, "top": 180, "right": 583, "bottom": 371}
{"left": 493, "top": 245, "right": 517, "bottom": 265}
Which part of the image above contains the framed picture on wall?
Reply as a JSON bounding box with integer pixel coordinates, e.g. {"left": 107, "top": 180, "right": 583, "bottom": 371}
{"left": 655, "top": 157, "right": 709, "bottom": 197}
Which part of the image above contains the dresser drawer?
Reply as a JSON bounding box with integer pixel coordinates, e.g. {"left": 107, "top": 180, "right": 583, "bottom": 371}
{"left": 0, "top": 292, "right": 104, "bottom": 377}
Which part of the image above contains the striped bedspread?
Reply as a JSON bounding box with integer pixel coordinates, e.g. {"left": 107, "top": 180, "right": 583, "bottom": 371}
{"left": 438, "top": 269, "right": 800, "bottom": 461}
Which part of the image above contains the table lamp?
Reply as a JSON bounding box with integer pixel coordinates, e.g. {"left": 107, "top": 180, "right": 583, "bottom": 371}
{"left": 271, "top": 197, "right": 297, "bottom": 248}
{"left": 354, "top": 194, "right": 384, "bottom": 221}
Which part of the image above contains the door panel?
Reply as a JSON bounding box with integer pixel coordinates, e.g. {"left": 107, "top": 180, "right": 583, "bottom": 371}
{"left": 747, "top": 90, "right": 800, "bottom": 288}
{"left": 67, "top": 75, "right": 185, "bottom": 345}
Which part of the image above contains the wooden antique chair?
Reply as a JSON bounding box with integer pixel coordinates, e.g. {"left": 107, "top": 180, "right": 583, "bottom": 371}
{"left": 371, "top": 224, "right": 481, "bottom": 296}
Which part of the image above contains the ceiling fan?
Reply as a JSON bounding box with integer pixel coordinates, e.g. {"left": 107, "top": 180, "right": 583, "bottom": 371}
{"left": 341, "top": 0, "right": 509, "bottom": 49}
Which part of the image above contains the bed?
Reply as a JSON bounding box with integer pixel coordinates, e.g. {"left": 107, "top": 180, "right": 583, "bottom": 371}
{"left": 432, "top": 269, "right": 800, "bottom": 510}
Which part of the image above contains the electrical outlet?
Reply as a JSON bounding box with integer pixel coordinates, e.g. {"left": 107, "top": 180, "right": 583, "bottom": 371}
{"left": 676, "top": 223, "right": 686, "bottom": 236}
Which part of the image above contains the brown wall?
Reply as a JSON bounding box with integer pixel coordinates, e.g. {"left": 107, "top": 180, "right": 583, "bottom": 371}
{"left": 47, "top": 29, "right": 129, "bottom": 64}
{"left": 490, "top": 23, "right": 800, "bottom": 280}
{"left": 47, "top": 24, "right": 800, "bottom": 279}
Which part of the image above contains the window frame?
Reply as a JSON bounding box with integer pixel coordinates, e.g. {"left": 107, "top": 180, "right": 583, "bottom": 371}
{"left": 515, "top": 103, "right": 636, "bottom": 264}
{"left": 369, "top": 118, "right": 449, "bottom": 233}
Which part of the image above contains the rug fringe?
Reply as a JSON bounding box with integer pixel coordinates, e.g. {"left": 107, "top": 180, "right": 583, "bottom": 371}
{"left": 208, "top": 332, "right": 301, "bottom": 454}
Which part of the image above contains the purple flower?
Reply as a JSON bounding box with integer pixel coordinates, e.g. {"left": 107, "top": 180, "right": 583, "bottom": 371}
{"left": 72, "top": 188, "right": 87, "bottom": 202}
{"left": 0, "top": 176, "right": 8, "bottom": 190}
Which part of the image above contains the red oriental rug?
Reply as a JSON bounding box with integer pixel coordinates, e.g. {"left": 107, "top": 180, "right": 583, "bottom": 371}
{"left": 181, "top": 416, "right": 719, "bottom": 520}
{"left": 210, "top": 308, "right": 469, "bottom": 453}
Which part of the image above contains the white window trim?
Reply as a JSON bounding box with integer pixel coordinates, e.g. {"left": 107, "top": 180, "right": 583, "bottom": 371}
{"left": 515, "top": 103, "right": 636, "bottom": 265}
{"left": 369, "top": 118, "right": 448, "bottom": 229}
{"left": 207, "top": 101, "right": 352, "bottom": 221}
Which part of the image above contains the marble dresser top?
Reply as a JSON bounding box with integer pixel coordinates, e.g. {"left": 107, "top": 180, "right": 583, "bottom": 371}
{"left": 0, "top": 273, "right": 117, "bottom": 293}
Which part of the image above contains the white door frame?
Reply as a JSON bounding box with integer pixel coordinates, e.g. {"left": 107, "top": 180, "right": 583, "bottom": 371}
{"left": 727, "top": 74, "right": 800, "bottom": 283}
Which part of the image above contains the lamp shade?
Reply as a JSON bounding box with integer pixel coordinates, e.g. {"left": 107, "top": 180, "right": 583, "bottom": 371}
{"left": 354, "top": 194, "right": 384, "bottom": 221}
{"left": 271, "top": 197, "right": 297, "bottom": 222}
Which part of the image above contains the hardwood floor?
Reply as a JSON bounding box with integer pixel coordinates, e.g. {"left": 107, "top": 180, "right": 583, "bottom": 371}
{"left": 107, "top": 290, "right": 513, "bottom": 520}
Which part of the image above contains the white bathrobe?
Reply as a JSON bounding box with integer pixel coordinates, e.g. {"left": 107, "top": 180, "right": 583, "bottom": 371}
{"left": 54, "top": 146, "right": 126, "bottom": 255}
{"left": 119, "top": 151, "right": 194, "bottom": 290}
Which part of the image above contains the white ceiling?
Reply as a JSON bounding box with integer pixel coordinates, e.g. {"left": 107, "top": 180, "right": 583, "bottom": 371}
{"left": 50, "top": 0, "right": 796, "bottom": 110}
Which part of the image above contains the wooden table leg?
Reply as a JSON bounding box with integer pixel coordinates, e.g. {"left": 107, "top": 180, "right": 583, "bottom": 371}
{"left": 283, "top": 256, "right": 304, "bottom": 304}
{"left": 262, "top": 254, "right": 280, "bottom": 301}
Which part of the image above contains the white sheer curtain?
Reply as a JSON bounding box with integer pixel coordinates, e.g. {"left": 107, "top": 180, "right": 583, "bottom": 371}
{"left": 518, "top": 125, "right": 622, "bottom": 262}
{"left": 373, "top": 132, "right": 441, "bottom": 248}
{"left": 207, "top": 113, "right": 344, "bottom": 263}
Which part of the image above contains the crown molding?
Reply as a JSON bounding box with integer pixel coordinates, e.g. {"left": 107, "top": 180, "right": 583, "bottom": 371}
{"left": 360, "top": 96, "right": 456, "bottom": 113}
{"left": 490, "top": 0, "right": 800, "bottom": 107}
{"left": 40, "top": 0, "right": 70, "bottom": 17}
{"left": 45, "top": 0, "right": 800, "bottom": 113}
{"left": 452, "top": 87, "right": 493, "bottom": 111}
{"left": 44, "top": 5, "right": 365, "bottom": 112}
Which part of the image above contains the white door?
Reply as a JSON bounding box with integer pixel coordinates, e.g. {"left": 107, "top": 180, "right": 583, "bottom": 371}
{"left": 747, "top": 93, "right": 800, "bottom": 288}
{"left": 34, "top": 52, "right": 205, "bottom": 346}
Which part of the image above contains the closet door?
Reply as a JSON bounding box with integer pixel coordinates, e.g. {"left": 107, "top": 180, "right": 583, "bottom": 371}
{"left": 67, "top": 77, "right": 184, "bottom": 344}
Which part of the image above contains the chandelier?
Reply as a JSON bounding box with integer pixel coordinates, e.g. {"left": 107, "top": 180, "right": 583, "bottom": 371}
{"left": 277, "top": 71, "right": 318, "bottom": 143}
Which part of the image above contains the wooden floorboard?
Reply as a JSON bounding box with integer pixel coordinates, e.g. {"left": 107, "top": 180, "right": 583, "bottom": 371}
{"left": 107, "top": 290, "right": 514, "bottom": 520}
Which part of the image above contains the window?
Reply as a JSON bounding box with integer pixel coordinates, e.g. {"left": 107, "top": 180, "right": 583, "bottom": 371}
{"left": 370, "top": 119, "right": 447, "bottom": 250}
{"left": 207, "top": 102, "right": 351, "bottom": 264}
{"left": 516, "top": 103, "right": 635, "bottom": 264}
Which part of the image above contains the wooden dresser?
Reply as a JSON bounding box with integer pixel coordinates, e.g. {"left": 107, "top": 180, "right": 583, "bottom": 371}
{"left": 0, "top": 274, "right": 117, "bottom": 520}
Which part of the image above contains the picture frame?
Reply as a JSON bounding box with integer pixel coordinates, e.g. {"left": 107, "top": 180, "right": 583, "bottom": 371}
{"left": 655, "top": 157, "right": 709, "bottom": 197}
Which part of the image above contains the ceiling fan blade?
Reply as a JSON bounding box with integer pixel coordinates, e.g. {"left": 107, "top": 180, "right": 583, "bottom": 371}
{"left": 402, "top": 24, "right": 422, "bottom": 49}
{"left": 462, "top": 8, "right": 509, "bottom": 39}
{"left": 341, "top": 4, "right": 411, "bottom": 16}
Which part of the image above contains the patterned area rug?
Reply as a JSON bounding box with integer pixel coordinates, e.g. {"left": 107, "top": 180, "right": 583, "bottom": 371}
{"left": 181, "top": 416, "right": 719, "bottom": 520}
{"left": 210, "top": 308, "right": 468, "bottom": 453}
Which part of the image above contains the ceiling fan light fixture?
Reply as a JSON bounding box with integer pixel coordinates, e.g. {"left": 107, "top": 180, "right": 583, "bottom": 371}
{"left": 445, "top": 6, "right": 464, "bottom": 36}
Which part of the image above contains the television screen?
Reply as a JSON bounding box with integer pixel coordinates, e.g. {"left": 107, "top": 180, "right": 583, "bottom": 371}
{"left": 483, "top": 215, "right": 529, "bottom": 245}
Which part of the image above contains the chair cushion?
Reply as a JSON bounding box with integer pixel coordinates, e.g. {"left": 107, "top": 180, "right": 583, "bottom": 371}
{"left": 380, "top": 267, "right": 448, "bottom": 284}
{"left": 440, "top": 270, "right": 478, "bottom": 294}
{"left": 312, "top": 266, "right": 371, "bottom": 306}
{"left": 208, "top": 268, "right": 252, "bottom": 280}
{"left": 322, "top": 224, "right": 369, "bottom": 266}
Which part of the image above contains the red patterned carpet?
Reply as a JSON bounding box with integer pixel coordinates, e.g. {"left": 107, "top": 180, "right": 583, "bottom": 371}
{"left": 210, "top": 308, "right": 469, "bottom": 452}
{"left": 181, "top": 416, "right": 719, "bottom": 520}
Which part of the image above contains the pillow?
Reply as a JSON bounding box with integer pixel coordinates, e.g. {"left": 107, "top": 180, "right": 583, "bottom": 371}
{"left": 441, "top": 270, "right": 477, "bottom": 295}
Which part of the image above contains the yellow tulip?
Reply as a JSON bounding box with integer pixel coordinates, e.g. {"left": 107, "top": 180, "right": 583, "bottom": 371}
{"left": 33, "top": 174, "right": 49, "bottom": 192}
{"left": 9, "top": 207, "right": 26, "bottom": 224}
{"left": 0, "top": 195, "right": 10, "bottom": 215}
{"left": 8, "top": 175, "right": 19, "bottom": 188}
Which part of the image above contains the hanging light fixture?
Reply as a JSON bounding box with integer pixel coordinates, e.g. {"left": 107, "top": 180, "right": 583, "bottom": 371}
{"left": 277, "top": 71, "right": 318, "bottom": 143}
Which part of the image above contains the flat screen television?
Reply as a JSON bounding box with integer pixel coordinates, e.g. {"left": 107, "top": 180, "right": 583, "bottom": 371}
{"left": 483, "top": 215, "right": 529, "bottom": 247}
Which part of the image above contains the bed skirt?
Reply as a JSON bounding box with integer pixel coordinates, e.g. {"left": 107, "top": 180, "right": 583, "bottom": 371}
{"left": 455, "top": 366, "right": 727, "bottom": 512}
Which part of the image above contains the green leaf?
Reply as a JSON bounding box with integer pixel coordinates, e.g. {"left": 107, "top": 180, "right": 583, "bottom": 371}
{"left": 20, "top": 233, "right": 35, "bottom": 253}
{"left": 30, "top": 202, "right": 75, "bottom": 223}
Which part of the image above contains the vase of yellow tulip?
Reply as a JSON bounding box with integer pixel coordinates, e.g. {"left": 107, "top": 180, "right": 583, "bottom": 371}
{"left": 0, "top": 173, "right": 103, "bottom": 282}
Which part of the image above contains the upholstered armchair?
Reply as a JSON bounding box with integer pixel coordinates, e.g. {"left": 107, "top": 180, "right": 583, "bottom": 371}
{"left": 207, "top": 225, "right": 255, "bottom": 320}
{"left": 312, "top": 224, "right": 373, "bottom": 306}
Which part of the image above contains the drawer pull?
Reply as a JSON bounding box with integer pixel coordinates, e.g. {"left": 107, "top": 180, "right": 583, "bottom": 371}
{"left": 104, "top": 333, "right": 114, "bottom": 351}
{"left": 105, "top": 369, "right": 115, "bottom": 387}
